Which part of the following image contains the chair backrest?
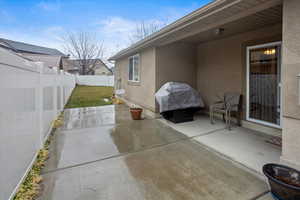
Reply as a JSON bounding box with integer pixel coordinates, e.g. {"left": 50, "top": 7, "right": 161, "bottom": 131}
{"left": 224, "top": 92, "right": 242, "bottom": 111}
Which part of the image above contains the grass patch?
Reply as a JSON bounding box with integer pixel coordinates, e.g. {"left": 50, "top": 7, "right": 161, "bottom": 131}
{"left": 65, "top": 85, "right": 114, "bottom": 109}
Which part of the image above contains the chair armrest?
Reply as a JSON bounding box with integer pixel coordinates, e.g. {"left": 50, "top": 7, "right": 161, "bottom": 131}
{"left": 226, "top": 103, "right": 239, "bottom": 111}
{"left": 213, "top": 100, "right": 224, "bottom": 104}
{"left": 210, "top": 102, "right": 225, "bottom": 109}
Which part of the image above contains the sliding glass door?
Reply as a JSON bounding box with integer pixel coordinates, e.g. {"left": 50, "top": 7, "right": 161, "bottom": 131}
{"left": 246, "top": 42, "right": 282, "bottom": 128}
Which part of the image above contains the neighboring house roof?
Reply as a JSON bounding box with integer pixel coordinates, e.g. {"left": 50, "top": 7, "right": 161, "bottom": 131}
{"left": 62, "top": 59, "right": 79, "bottom": 71}
{"left": 22, "top": 54, "right": 63, "bottom": 69}
{"left": 0, "top": 45, "right": 34, "bottom": 64}
{"left": 109, "top": 0, "right": 282, "bottom": 60}
{"left": 0, "top": 38, "right": 66, "bottom": 56}
{"left": 62, "top": 58, "right": 112, "bottom": 73}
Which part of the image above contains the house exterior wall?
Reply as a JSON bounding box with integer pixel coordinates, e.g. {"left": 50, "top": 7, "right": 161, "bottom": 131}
{"left": 156, "top": 42, "right": 197, "bottom": 90}
{"left": 115, "top": 25, "right": 283, "bottom": 116}
{"left": 281, "top": 0, "right": 300, "bottom": 168}
{"left": 196, "top": 24, "right": 282, "bottom": 119}
{"left": 115, "top": 43, "right": 197, "bottom": 114}
{"left": 115, "top": 47, "right": 156, "bottom": 112}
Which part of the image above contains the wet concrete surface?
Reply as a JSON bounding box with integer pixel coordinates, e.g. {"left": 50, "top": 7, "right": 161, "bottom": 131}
{"left": 44, "top": 119, "right": 187, "bottom": 172}
{"left": 62, "top": 105, "right": 135, "bottom": 130}
{"left": 40, "top": 105, "right": 269, "bottom": 199}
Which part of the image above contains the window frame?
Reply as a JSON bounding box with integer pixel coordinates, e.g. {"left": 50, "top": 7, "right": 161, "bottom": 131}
{"left": 128, "top": 54, "right": 140, "bottom": 82}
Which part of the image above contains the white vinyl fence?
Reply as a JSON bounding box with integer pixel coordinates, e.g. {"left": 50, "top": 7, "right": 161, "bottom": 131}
{"left": 0, "top": 47, "right": 76, "bottom": 200}
{"left": 76, "top": 75, "right": 114, "bottom": 86}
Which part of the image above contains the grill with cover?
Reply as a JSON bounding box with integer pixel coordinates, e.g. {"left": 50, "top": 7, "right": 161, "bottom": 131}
{"left": 155, "top": 82, "right": 204, "bottom": 123}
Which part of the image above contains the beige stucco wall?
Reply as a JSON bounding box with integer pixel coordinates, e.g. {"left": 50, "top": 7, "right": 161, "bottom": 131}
{"left": 281, "top": 0, "right": 300, "bottom": 168}
{"left": 156, "top": 42, "right": 197, "bottom": 90}
{"left": 115, "top": 42, "right": 197, "bottom": 113}
{"left": 196, "top": 24, "right": 282, "bottom": 118}
{"left": 115, "top": 47, "right": 156, "bottom": 112}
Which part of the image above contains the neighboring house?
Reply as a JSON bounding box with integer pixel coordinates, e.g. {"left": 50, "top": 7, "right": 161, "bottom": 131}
{"left": 110, "top": 0, "right": 300, "bottom": 169}
{"left": 95, "top": 63, "right": 113, "bottom": 75}
{"left": 0, "top": 38, "right": 67, "bottom": 70}
{"left": 62, "top": 58, "right": 112, "bottom": 75}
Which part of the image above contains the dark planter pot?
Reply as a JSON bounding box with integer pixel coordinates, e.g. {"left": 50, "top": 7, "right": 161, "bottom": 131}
{"left": 130, "top": 108, "right": 143, "bottom": 120}
{"left": 263, "top": 163, "right": 300, "bottom": 200}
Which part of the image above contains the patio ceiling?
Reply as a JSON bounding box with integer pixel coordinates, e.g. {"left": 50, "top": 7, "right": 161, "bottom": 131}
{"left": 179, "top": 5, "right": 282, "bottom": 44}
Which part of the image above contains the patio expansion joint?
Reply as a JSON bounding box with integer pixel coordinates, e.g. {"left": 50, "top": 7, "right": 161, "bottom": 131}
{"left": 42, "top": 127, "right": 227, "bottom": 175}
{"left": 60, "top": 118, "right": 156, "bottom": 132}
{"left": 189, "top": 127, "right": 227, "bottom": 138}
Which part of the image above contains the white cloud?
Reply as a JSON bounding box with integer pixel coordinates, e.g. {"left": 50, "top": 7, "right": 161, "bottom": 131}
{"left": 98, "top": 17, "right": 136, "bottom": 47}
{"left": 95, "top": 17, "right": 137, "bottom": 59}
{"left": 37, "top": 1, "right": 61, "bottom": 12}
{"left": 42, "top": 26, "right": 64, "bottom": 41}
{"left": 95, "top": 2, "right": 204, "bottom": 59}
{"left": 96, "top": 17, "right": 168, "bottom": 59}
{"left": 99, "top": 17, "right": 136, "bottom": 36}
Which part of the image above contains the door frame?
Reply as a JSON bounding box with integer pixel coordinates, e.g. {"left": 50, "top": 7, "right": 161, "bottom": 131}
{"left": 246, "top": 41, "right": 282, "bottom": 129}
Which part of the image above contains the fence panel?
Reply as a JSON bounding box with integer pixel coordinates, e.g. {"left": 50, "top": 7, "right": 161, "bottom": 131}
{"left": 76, "top": 75, "right": 114, "bottom": 86}
{"left": 0, "top": 48, "right": 75, "bottom": 200}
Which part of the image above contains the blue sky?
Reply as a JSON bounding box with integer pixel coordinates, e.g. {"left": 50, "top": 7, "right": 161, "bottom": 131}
{"left": 0, "top": 0, "right": 211, "bottom": 58}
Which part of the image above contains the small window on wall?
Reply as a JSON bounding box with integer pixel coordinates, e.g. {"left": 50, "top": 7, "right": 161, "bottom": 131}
{"left": 128, "top": 54, "right": 140, "bottom": 82}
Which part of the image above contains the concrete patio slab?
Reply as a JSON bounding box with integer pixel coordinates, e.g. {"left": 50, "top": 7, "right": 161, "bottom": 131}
{"left": 159, "top": 114, "right": 226, "bottom": 137}
{"left": 62, "top": 105, "right": 141, "bottom": 130}
{"left": 44, "top": 119, "right": 187, "bottom": 172}
{"left": 193, "top": 127, "right": 281, "bottom": 175}
{"left": 39, "top": 140, "right": 268, "bottom": 200}
{"left": 40, "top": 105, "right": 272, "bottom": 199}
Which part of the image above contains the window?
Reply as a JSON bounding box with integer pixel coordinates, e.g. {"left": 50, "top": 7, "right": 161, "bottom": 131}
{"left": 128, "top": 54, "right": 140, "bottom": 82}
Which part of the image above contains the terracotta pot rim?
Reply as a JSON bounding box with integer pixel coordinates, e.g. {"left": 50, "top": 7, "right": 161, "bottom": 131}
{"left": 130, "top": 108, "right": 143, "bottom": 111}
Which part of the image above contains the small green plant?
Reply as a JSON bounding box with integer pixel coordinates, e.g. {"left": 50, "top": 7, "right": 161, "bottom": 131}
{"left": 52, "top": 112, "right": 64, "bottom": 128}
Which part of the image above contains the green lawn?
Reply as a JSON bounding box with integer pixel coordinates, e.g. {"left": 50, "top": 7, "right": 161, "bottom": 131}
{"left": 65, "top": 86, "right": 114, "bottom": 109}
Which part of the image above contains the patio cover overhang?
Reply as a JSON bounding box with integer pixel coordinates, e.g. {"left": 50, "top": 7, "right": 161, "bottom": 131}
{"left": 109, "top": 0, "right": 282, "bottom": 61}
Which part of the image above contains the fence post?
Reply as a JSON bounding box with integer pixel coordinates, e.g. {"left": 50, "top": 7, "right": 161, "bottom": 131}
{"left": 36, "top": 62, "right": 44, "bottom": 148}
{"left": 53, "top": 68, "right": 58, "bottom": 118}
{"left": 60, "top": 70, "right": 64, "bottom": 108}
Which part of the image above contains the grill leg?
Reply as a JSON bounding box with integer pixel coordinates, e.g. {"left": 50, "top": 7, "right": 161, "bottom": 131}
{"left": 210, "top": 107, "right": 215, "bottom": 124}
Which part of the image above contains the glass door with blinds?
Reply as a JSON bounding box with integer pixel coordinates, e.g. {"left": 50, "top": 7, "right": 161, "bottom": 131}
{"left": 246, "top": 42, "right": 282, "bottom": 128}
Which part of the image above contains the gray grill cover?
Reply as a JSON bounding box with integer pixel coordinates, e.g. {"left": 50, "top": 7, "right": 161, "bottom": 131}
{"left": 155, "top": 82, "right": 204, "bottom": 113}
